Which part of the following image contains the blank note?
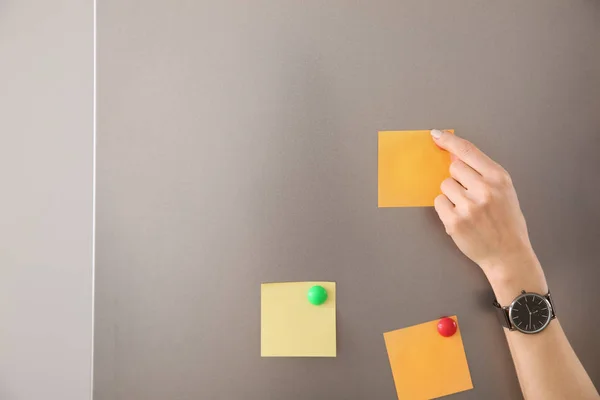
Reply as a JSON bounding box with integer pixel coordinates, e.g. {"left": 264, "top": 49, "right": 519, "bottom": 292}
{"left": 383, "top": 316, "right": 473, "bottom": 399}
{"left": 378, "top": 130, "right": 453, "bottom": 207}
{"left": 261, "top": 281, "right": 336, "bottom": 357}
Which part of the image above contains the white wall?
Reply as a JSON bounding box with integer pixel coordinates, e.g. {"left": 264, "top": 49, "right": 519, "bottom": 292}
{"left": 0, "top": 1, "right": 94, "bottom": 399}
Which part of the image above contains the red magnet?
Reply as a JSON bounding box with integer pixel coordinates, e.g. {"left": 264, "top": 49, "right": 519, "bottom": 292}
{"left": 437, "top": 317, "right": 457, "bottom": 337}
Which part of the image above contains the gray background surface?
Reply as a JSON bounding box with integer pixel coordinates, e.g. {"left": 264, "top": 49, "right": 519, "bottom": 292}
{"left": 0, "top": 1, "right": 94, "bottom": 399}
{"left": 95, "top": 1, "right": 600, "bottom": 399}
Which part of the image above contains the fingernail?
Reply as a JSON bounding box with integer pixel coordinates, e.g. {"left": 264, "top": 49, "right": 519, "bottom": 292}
{"left": 431, "top": 129, "right": 443, "bottom": 139}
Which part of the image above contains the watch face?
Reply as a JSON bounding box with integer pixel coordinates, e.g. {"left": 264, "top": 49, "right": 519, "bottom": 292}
{"left": 509, "top": 292, "right": 552, "bottom": 334}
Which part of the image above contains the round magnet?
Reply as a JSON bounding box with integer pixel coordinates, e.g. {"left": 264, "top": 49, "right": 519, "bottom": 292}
{"left": 437, "top": 317, "right": 457, "bottom": 337}
{"left": 307, "top": 285, "right": 328, "bottom": 305}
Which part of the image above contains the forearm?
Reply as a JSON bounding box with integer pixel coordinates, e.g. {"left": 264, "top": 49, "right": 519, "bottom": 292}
{"left": 489, "top": 257, "right": 599, "bottom": 400}
{"left": 504, "top": 320, "right": 598, "bottom": 399}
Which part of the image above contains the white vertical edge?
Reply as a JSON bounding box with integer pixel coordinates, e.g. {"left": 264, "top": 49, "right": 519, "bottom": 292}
{"left": 91, "top": 0, "right": 97, "bottom": 397}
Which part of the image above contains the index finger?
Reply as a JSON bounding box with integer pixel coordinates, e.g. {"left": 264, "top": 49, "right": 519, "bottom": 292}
{"left": 431, "top": 129, "right": 497, "bottom": 175}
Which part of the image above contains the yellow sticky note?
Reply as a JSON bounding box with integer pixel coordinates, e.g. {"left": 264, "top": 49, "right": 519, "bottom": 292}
{"left": 378, "top": 130, "right": 453, "bottom": 207}
{"left": 383, "top": 316, "right": 473, "bottom": 399}
{"left": 261, "top": 282, "right": 336, "bottom": 357}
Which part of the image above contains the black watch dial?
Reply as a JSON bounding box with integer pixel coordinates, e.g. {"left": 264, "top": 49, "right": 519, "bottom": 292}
{"left": 509, "top": 292, "right": 552, "bottom": 334}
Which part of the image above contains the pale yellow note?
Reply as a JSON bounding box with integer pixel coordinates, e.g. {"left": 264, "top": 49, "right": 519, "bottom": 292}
{"left": 383, "top": 316, "right": 473, "bottom": 399}
{"left": 378, "top": 130, "right": 453, "bottom": 207}
{"left": 261, "top": 281, "right": 336, "bottom": 357}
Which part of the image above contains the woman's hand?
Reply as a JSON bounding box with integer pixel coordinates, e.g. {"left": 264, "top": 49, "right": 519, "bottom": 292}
{"left": 431, "top": 129, "right": 547, "bottom": 304}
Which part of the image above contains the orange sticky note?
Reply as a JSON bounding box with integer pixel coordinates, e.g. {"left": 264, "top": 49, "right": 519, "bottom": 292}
{"left": 383, "top": 316, "right": 473, "bottom": 400}
{"left": 378, "top": 130, "right": 453, "bottom": 207}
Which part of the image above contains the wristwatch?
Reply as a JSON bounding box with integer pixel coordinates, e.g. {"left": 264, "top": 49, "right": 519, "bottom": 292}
{"left": 493, "top": 290, "right": 556, "bottom": 334}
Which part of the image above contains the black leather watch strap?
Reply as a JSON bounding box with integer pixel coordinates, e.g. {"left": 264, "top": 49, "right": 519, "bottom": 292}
{"left": 493, "top": 300, "right": 513, "bottom": 330}
{"left": 545, "top": 291, "right": 557, "bottom": 319}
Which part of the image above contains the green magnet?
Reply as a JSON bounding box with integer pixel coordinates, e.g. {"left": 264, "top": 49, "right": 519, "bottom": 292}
{"left": 307, "top": 285, "right": 328, "bottom": 305}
